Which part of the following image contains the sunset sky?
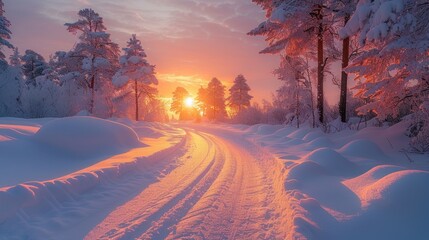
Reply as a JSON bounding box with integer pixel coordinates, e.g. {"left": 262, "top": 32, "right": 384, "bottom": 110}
{"left": 4, "top": 0, "right": 286, "bottom": 105}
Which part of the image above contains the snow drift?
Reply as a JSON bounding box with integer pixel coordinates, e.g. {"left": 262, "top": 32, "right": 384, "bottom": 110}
{"left": 33, "top": 117, "right": 142, "bottom": 157}
{"left": 242, "top": 122, "right": 429, "bottom": 240}
{"left": 0, "top": 117, "right": 186, "bottom": 226}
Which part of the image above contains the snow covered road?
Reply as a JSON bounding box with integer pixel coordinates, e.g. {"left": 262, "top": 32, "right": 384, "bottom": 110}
{"left": 86, "top": 127, "right": 287, "bottom": 239}
{"left": 3, "top": 118, "right": 429, "bottom": 240}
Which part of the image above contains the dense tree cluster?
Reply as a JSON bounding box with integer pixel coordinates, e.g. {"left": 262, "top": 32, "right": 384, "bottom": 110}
{"left": 0, "top": 4, "right": 168, "bottom": 121}
{"left": 171, "top": 75, "right": 254, "bottom": 122}
{"left": 250, "top": 0, "right": 428, "bottom": 150}
{"left": 0, "top": 0, "right": 427, "bottom": 151}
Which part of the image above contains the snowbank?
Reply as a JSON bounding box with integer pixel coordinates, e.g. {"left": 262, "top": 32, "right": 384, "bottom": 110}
{"left": 33, "top": 117, "right": 142, "bottom": 157}
{"left": 246, "top": 122, "right": 429, "bottom": 240}
{"left": 0, "top": 117, "right": 186, "bottom": 224}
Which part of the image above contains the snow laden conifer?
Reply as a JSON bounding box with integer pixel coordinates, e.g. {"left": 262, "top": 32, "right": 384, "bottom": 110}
{"left": 9, "top": 47, "right": 21, "bottom": 67}
{"left": 0, "top": 0, "right": 12, "bottom": 68}
{"left": 65, "top": 8, "right": 120, "bottom": 115}
{"left": 249, "top": 0, "right": 336, "bottom": 124}
{"left": 206, "top": 77, "right": 227, "bottom": 120}
{"left": 227, "top": 75, "right": 253, "bottom": 116}
{"left": 0, "top": 1, "right": 22, "bottom": 117}
{"left": 20, "top": 50, "right": 48, "bottom": 86}
{"left": 341, "top": 0, "right": 429, "bottom": 151}
{"left": 113, "top": 34, "right": 157, "bottom": 121}
{"left": 340, "top": 0, "right": 429, "bottom": 119}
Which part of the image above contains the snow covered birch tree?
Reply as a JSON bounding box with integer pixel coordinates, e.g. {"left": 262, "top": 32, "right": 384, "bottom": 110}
{"left": 65, "top": 8, "right": 120, "bottom": 115}
{"left": 227, "top": 74, "right": 253, "bottom": 116}
{"left": 113, "top": 34, "right": 157, "bottom": 121}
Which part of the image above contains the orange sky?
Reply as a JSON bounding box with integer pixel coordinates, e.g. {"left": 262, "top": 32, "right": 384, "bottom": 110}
{"left": 5, "top": 0, "right": 345, "bottom": 110}
{"left": 4, "top": 0, "right": 284, "bottom": 105}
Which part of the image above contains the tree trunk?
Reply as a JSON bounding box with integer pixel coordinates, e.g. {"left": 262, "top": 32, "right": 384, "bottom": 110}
{"left": 339, "top": 14, "right": 350, "bottom": 123}
{"left": 296, "top": 88, "right": 300, "bottom": 128}
{"left": 316, "top": 9, "right": 325, "bottom": 124}
{"left": 305, "top": 60, "right": 316, "bottom": 128}
{"left": 135, "top": 79, "right": 139, "bottom": 121}
{"left": 89, "top": 75, "right": 95, "bottom": 114}
{"left": 89, "top": 55, "right": 96, "bottom": 115}
{"left": 213, "top": 92, "right": 216, "bottom": 120}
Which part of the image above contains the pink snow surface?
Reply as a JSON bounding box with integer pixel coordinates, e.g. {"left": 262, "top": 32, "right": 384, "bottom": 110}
{"left": 0, "top": 117, "right": 185, "bottom": 226}
{"left": 245, "top": 120, "right": 429, "bottom": 239}
{"left": 34, "top": 117, "right": 142, "bottom": 157}
{"left": 1, "top": 118, "right": 429, "bottom": 239}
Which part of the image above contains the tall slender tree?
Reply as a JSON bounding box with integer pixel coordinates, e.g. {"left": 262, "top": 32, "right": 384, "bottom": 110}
{"left": 65, "top": 8, "right": 120, "bottom": 114}
{"left": 331, "top": 0, "right": 358, "bottom": 122}
{"left": 249, "top": 0, "right": 334, "bottom": 124}
{"left": 113, "top": 34, "right": 157, "bottom": 121}
{"left": 339, "top": 15, "right": 350, "bottom": 123}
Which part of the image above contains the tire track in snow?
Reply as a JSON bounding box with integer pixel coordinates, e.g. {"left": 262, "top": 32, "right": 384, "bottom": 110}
{"left": 87, "top": 127, "right": 288, "bottom": 240}
{"left": 136, "top": 133, "right": 227, "bottom": 239}
{"left": 168, "top": 131, "right": 277, "bottom": 240}
{"left": 86, "top": 132, "right": 224, "bottom": 239}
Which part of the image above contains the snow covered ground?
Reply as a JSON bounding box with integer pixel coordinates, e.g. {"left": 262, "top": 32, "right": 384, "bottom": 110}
{"left": 0, "top": 117, "right": 185, "bottom": 239}
{"left": 1, "top": 117, "right": 428, "bottom": 239}
{"left": 235, "top": 122, "right": 429, "bottom": 240}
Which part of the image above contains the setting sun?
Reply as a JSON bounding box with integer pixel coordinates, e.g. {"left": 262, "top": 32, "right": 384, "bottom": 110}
{"left": 184, "top": 97, "right": 194, "bottom": 108}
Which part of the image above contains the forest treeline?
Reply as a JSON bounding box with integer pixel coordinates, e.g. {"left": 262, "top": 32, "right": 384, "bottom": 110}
{"left": 0, "top": 0, "right": 428, "bottom": 151}
{"left": 248, "top": 0, "right": 429, "bottom": 152}
{"left": 0, "top": 6, "right": 167, "bottom": 121}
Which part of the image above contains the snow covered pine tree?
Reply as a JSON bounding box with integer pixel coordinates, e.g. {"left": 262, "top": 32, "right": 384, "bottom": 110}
{"left": 65, "top": 8, "right": 120, "bottom": 115}
{"left": 113, "top": 34, "right": 157, "bottom": 121}
{"left": 206, "top": 78, "right": 227, "bottom": 120}
{"left": 227, "top": 74, "right": 253, "bottom": 117}
{"left": 340, "top": 0, "right": 429, "bottom": 151}
{"left": 0, "top": 0, "right": 22, "bottom": 116}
